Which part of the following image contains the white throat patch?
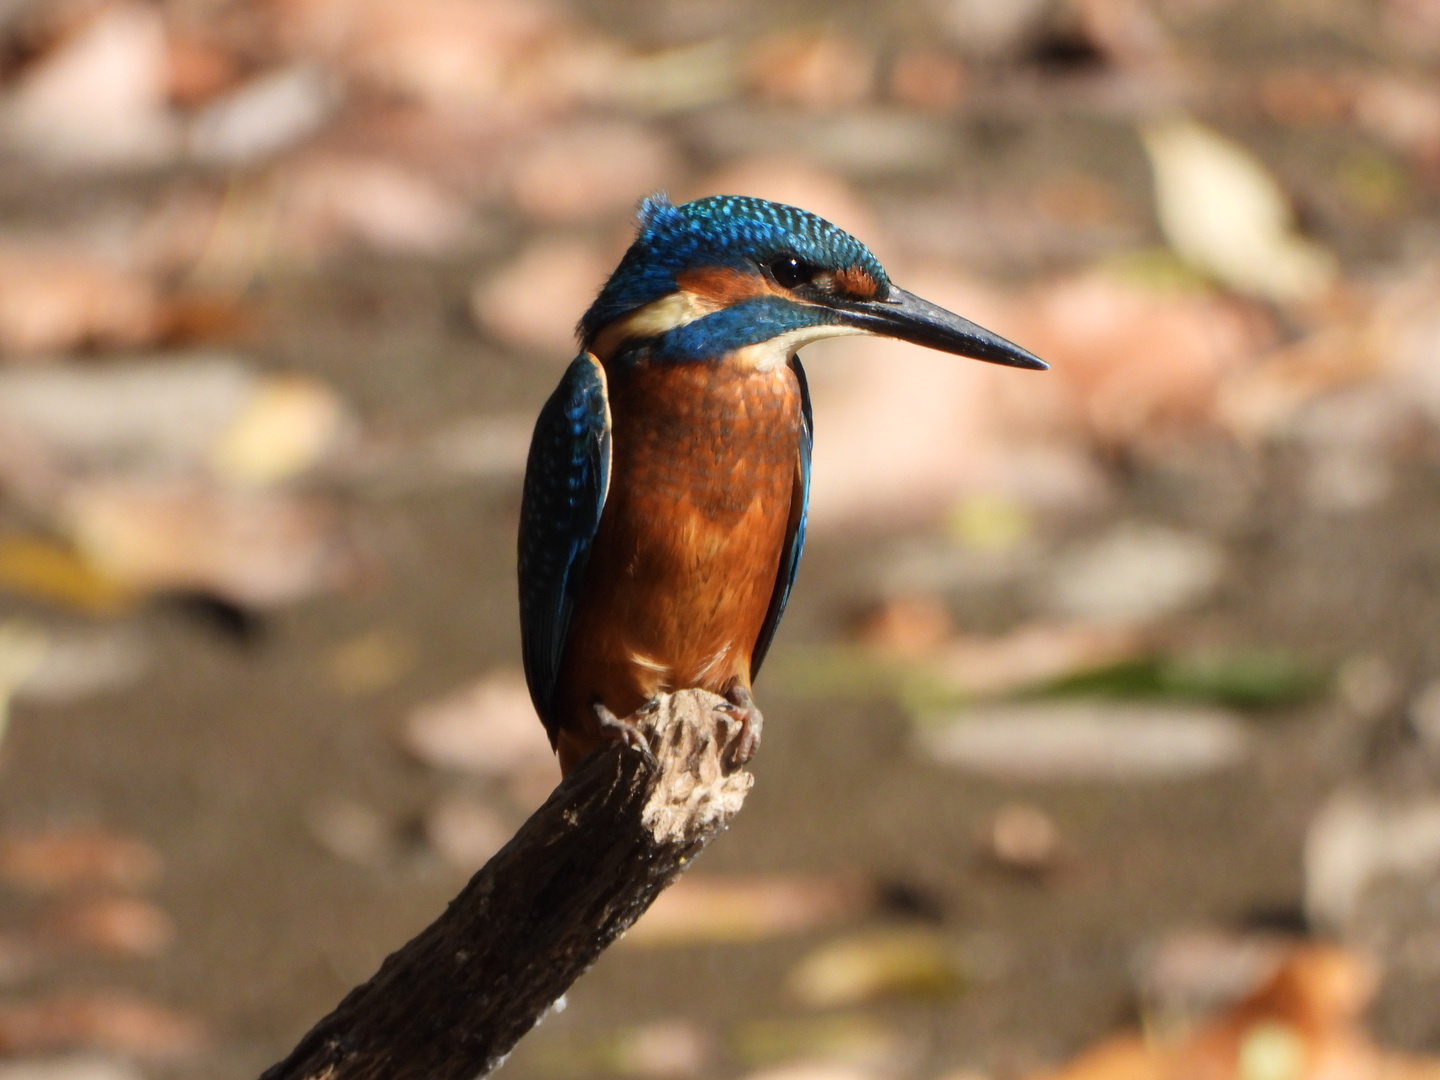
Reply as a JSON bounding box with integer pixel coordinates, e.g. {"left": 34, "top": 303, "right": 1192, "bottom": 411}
{"left": 730, "top": 323, "right": 869, "bottom": 372}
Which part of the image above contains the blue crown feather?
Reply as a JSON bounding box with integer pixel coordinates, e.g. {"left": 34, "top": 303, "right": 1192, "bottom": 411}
{"left": 578, "top": 193, "right": 889, "bottom": 347}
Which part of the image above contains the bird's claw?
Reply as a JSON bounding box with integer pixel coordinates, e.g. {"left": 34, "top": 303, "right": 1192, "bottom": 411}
{"left": 593, "top": 701, "right": 656, "bottom": 766}
{"left": 715, "top": 687, "right": 763, "bottom": 772}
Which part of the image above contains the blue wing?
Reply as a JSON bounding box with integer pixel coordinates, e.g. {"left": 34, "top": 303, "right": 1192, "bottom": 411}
{"left": 518, "top": 353, "right": 612, "bottom": 742}
{"left": 751, "top": 356, "right": 812, "bottom": 679}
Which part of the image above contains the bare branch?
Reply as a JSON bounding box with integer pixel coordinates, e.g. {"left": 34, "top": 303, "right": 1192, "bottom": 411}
{"left": 260, "top": 689, "right": 753, "bottom": 1080}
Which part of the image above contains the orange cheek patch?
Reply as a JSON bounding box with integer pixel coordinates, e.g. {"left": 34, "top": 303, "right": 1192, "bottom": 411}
{"left": 834, "top": 265, "right": 880, "bottom": 299}
{"left": 676, "top": 267, "right": 778, "bottom": 309}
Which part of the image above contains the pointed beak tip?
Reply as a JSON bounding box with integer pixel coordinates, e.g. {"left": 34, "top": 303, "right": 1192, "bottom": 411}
{"left": 837, "top": 285, "right": 1048, "bottom": 373}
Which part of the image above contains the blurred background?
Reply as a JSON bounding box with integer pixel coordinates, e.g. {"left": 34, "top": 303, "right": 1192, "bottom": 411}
{"left": 0, "top": 0, "right": 1438, "bottom": 1078}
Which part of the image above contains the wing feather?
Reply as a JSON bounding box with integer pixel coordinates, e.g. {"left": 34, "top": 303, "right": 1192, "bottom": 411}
{"left": 517, "top": 353, "right": 612, "bottom": 741}
{"left": 751, "top": 355, "right": 812, "bottom": 679}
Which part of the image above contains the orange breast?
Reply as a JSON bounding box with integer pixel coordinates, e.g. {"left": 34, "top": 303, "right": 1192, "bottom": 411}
{"left": 554, "top": 355, "right": 803, "bottom": 750}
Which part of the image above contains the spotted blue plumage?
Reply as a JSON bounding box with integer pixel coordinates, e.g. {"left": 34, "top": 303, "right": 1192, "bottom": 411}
{"left": 517, "top": 353, "right": 611, "bottom": 739}
{"left": 579, "top": 194, "right": 889, "bottom": 351}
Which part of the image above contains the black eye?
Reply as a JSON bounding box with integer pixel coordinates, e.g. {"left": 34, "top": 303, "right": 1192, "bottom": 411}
{"left": 769, "top": 255, "right": 814, "bottom": 289}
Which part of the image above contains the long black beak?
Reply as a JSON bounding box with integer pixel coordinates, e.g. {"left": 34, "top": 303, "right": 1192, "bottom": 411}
{"left": 833, "top": 286, "right": 1048, "bottom": 370}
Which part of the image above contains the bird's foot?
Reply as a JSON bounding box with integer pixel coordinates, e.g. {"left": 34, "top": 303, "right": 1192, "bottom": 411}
{"left": 593, "top": 700, "right": 657, "bottom": 766}
{"left": 714, "top": 686, "right": 763, "bottom": 772}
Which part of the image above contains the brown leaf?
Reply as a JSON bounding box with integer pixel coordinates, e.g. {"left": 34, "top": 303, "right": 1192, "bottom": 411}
{"left": 277, "top": 0, "right": 567, "bottom": 114}
{"left": 627, "top": 874, "right": 874, "bottom": 947}
{"left": 983, "top": 803, "right": 1061, "bottom": 874}
{"left": 508, "top": 122, "right": 681, "bottom": 223}
{"left": 0, "top": 251, "right": 163, "bottom": 359}
{"left": 41, "top": 897, "right": 175, "bottom": 957}
{"left": 1014, "top": 270, "right": 1277, "bottom": 446}
{"left": 1028, "top": 945, "right": 1439, "bottom": 1080}
{"left": 0, "top": 994, "right": 205, "bottom": 1061}
{"left": 888, "top": 48, "right": 969, "bottom": 110}
{"left": 471, "top": 237, "right": 612, "bottom": 355}
{"left": 165, "top": 33, "right": 243, "bottom": 107}
{"left": 0, "top": 830, "right": 161, "bottom": 894}
{"left": 1, "top": 4, "right": 179, "bottom": 168}
{"left": 852, "top": 595, "right": 955, "bottom": 659}
{"left": 1354, "top": 76, "right": 1440, "bottom": 171}
{"left": 1258, "top": 69, "right": 1355, "bottom": 127}
{"left": 930, "top": 621, "right": 1149, "bottom": 697}
{"left": 64, "top": 480, "right": 354, "bottom": 607}
{"left": 0, "top": 539, "right": 138, "bottom": 616}
{"left": 747, "top": 31, "right": 874, "bottom": 110}
{"left": 399, "top": 671, "right": 553, "bottom": 779}
{"left": 276, "top": 154, "right": 472, "bottom": 258}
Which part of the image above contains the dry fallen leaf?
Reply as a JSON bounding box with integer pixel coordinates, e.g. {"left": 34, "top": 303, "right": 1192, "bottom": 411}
{"left": 0, "top": 1056, "right": 144, "bottom": 1080}
{"left": 732, "top": 1015, "right": 906, "bottom": 1073}
{"left": 1014, "top": 269, "right": 1275, "bottom": 447}
{"left": 1070, "top": 0, "right": 1176, "bottom": 71}
{"left": 929, "top": 621, "right": 1149, "bottom": 698}
{"left": 1354, "top": 75, "right": 1440, "bottom": 172}
{"left": 64, "top": 480, "right": 353, "bottom": 607}
{"left": 888, "top": 48, "right": 969, "bottom": 110}
{"left": 1258, "top": 68, "right": 1355, "bottom": 128}
{"left": 626, "top": 874, "right": 874, "bottom": 947}
{"left": 1041, "top": 525, "right": 1224, "bottom": 623}
{"left": 0, "top": 830, "right": 161, "bottom": 894}
{"left": 1304, "top": 788, "right": 1440, "bottom": 935}
{"left": 187, "top": 65, "right": 337, "bottom": 165}
{"left": 0, "top": 539, "right": 138, "bottom": 617}
{"left": 18, "top": 627, "right": 151, "bottom": 705}
{"left": 400, "top": 670, "right": 553, "bottom": 778}
{"left": 0, "top": 621, "right": 50, "bottom": 745}
{"left": 740, "top": 1066, "right": 884, "bottom": 1080}
{"left": 508, "top": 121, "right": 681, "bottom": 223}
{"left": 277, "top": 0, "right": 587, "bottom": 117}
{"left": 471, "top": 237, "right": 611, "bottom": 355}
{"left": 0, "top": 356, "right": 350, "bottom": 491}
{"left": 536, "top": 1019, "right": 713, "bottom": 1080}
{"left": 326, "top": 630, "right": 416, "bottom": 696}
{"left": 1138, "top": 928, "right": 1290, "bottom": 1035}
{"left": 747, "top": 31, "right": 875, "bottom": 110}
{"left": 917, "top": 702, "right": 1249, "bottom": 780}
{"left": 0, "top": 994, "right": 204, "bottom": 1061}
{"left": 983, "top": 803, "right": 1062, "bottom": 874}
{"left": 276, "top": 154, "right": 473, "bottom": 258}
{"left": 852, "top": 595, "right": 956, "bottom": 659}
{"left": 208, "top": 374, "right": 351, "bottom": 487}
{"left": 1030, "top": 945, "right": 1433, "bottom": 1080}
{"left": 0, "top": 250, "right": 164, "bottom": 359}
{"left": 41, "top": 897, "right": 175, "bottom": 958}
{"left": 1141, "top": 117, "right": 1337, "bottom": 304}
{"left": 166, "top": 32, "right": 244, "bottom": 107}
{"left": 0, "top": 3, "right": 180, "bottom": 168}
{"left": 930, "top": 0, "right": 1053, "bottom": 58}
{"left": 788, "top": 929, "right": 963, "bottom": 1008}
{"left": 306, "top": 797, "right": 392, "bottom": 867}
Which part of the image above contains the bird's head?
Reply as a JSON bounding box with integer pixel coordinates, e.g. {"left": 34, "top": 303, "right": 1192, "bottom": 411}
{"left": 579, "top": 193, "right": 1046, "bottom": 370}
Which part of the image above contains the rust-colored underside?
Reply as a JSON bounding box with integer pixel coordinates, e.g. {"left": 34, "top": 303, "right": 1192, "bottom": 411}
{"left": 553, "top": 354, "right": 803, "bottom": 773}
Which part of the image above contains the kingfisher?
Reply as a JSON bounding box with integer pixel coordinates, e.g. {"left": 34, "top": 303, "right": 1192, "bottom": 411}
{"left": 519, "top": 194, "right": 1045, "bottom": 776}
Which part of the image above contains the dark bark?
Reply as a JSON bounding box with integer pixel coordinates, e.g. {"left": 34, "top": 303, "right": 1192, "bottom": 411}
{"left": 259, "top": 689, "right": 753, "bottom": 1080}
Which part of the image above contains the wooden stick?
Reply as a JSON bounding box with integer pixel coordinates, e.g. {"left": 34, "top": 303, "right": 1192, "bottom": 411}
{"left": 259, "top": 689, "right": 753, "bottom": 1080}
